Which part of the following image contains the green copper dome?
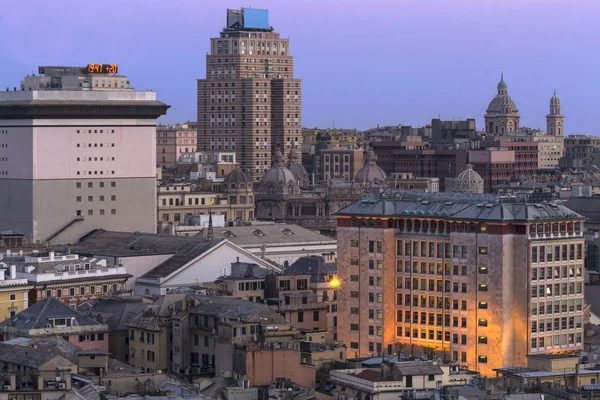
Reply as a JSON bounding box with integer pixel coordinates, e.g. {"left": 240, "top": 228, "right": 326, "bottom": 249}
{"left": 497, "top": 73, "right": 507, "bottom": 90}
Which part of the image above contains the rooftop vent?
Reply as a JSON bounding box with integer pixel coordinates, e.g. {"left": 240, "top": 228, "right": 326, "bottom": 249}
{"left": 222, "top": 230, "right": 236, "bottom": 238}
{"left": 281, "top": 228, "right": 294, "bottom": 235}
{"left": 252, "top": 229, "right": 265, "bottom": 236}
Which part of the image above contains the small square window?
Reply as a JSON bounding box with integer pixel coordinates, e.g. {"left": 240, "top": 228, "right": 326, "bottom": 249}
{"left": 111, "top": 209, "right": 116, "bottom": 215}
{"left": 76, "top": 210, "right": 82, "bottom": 216}
{"left": 88, "top": 210, "right": 93, "bottom": 216}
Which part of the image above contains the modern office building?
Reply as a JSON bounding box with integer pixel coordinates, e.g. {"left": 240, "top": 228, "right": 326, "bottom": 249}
{"left": 197, "top": 8, "right": 302, "bottom": 181}
{"left": 0, "top": 65, "right": 169, "bottom": 244}
{"left": 335, "top": 190, "right": 585, "bottom": 377}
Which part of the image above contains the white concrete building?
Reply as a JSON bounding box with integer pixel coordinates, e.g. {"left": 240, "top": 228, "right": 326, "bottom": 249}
{"left": 0, "top": 66, "right": 169, "bottom": 244}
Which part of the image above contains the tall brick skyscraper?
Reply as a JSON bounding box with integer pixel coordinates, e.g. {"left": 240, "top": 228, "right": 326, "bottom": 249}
{"left": 197, "top": 8, "right": 302, "bottom": 181}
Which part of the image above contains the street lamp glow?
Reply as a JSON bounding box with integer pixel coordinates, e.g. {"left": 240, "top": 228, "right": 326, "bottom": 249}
{"left": 329, "top": 276, "right": 341, "bottom": 288}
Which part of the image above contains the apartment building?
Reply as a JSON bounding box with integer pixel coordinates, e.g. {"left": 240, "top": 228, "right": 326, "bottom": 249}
{"left": 157, "top": 123, "right": 198, "bottom": 168}
{"left": 126, "top": 293, "right": 189, "bottom": 373}
{"left": 197, "top": 8, "right": 302, "bottom": 181}
{"left": 156, "top": 172, "right": 254, "bottom": 234}
{"left": 320, "top": 148, "right": 364, "bottom": 182}
{"left": 335, "top": 191, "right": 585, "bottom": 377}
{"left": 1, "top": 251, "right": 130, "bottom": 307}
{"left": 562, "top": 135, "right": 600, "bottom": 170}
{"left": 0, "top": 65, "right": 169, "bottom": 244}
{"left": 0, "top": 297, "right": 109, "bottom": 351}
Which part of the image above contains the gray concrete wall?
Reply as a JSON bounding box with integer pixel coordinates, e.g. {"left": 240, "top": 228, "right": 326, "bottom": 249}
{"left": 0, "top": 177, "right": 156, "bottom": 244}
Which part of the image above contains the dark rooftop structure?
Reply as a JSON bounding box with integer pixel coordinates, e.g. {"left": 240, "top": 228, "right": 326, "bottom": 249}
{"left": 84, "top": 295, "right": 148, "bottom": 333}
{"left": 191, "top": 296, "right": 289, "bottom": 325}
{"left": 67, "top": 230, "right": 224, "bottom": 279}
{"left": 0, "top": 297, "right": 102, "bottom": 331}
{"left": 336, "top": 191, "right": 584, "bottom": 222}
{"left": 284, "top": 256, "right": 337, "bottom": 283}
{"left": 0, "top": 343, "right": 61, "bottom": 369}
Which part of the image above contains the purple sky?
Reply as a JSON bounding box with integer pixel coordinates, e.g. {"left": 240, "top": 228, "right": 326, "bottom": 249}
{"left": 1, "top": 0, "right": 599, "bottom": 134}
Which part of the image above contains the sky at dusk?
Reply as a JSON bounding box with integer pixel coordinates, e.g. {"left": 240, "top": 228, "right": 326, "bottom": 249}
{"left": 1, "top": 0, "right": 599, "bottom": 134}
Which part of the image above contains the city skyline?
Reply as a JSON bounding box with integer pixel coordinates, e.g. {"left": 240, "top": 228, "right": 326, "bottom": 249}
{"left": 1, "top": 0, "right": 599, "bottom": 134}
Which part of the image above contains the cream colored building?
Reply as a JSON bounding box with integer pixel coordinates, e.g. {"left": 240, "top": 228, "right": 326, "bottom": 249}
{"left": 126, "top": 294, "right": 189, "bottom": 373}
{"left": 157, "top": 168, "right": 254, "bottom": 234}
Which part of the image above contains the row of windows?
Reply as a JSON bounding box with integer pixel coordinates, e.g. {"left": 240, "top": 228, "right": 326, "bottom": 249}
{"left": 532, "top": 244, "right": 583, "bottom": 262}
{"left": 531, "top": 282, "right": 582, "bottom": 298}
{"left": 76, "top": 209, "right": 117, "bottom": 216}
{"left": 76, "top": 181, "right": 117, "bottom": 188}
{"left": 193, "top": 334, "right": 210, "bottom": 347}
{"left": 44, "top": 283, "right": 118, "bottom": 297}
{"left": 532, "top": 265, "right": 583, "bottom": 280}
{"left": 130, "top": 348, "right": 155, "bottom": 362}
{"left": 76, "top": 195, "right": 116, "bottom": 202}
{"left": 532, "top": 316, "right": 582, "bottom": 333}
{"left": 75, "top": 143, "right": 115, "bottom": 148}
{"left": 129, "top": 330, "right": 155, "bottom": 344}
{"left": 76, "top": 129, "right": 115, "bottom": 134}
{"left": 531, "top": 334, "right": 582, "bottom": 349}
{"left": 76, "top": 156, "right": 115, "bottom": 161}
{"left": 394, "top": 279, "right": 488, "bottom": 293}
{"left": 531, "top": 299, "right": 583, "bottom": 315}
{"left": 79, "top": 333, "right": 105, "bottom": 342}
{"left": 296, "top": 311, "right": 320, "bottom": 323}
{"left": 76, "top": 171, "right": 116, "bottom": 176}
{"left": 396, "top": 295, "right": 472, "bottom": 310}
{"left": 396, "top": 261, "right": 488, "bottom": 276}
{"left": 0, "top": 130, "right": 8, "bottom": 134}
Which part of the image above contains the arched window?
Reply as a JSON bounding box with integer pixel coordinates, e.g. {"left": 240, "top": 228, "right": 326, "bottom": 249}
{"left": 283, "top": 260, "right": 289, "bottom": 268}
{"left": 268, "top": 185, "right": 275, "bottom": 195}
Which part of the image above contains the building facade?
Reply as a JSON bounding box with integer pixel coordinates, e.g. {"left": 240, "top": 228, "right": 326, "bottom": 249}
{"left": 320, "top": 148, "right": 364, "bottom": 182}
{"left": 156, "top": 123, "right": 198, "bottom": 168}
{"left": 2, "top": 251, "right": 130, "bottom": 307}
{"left": 335, "top": 191, "right": 585, "bottom": 377}
{"left": 562, "top": 135, "right": 600, "bottom": 170}
{"left": 0, "top": 66, "right": 169, "bottom": 244}
{"left": 156, "top": 168, "right": 254, "bottom": 234}
{"left": 197, "top": 8, "right": 302, "bottom": 181}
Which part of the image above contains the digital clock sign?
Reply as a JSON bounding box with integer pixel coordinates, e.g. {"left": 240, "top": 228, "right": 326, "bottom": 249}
{"left": 86, "top": 64, "right": 119, "bottom": 74}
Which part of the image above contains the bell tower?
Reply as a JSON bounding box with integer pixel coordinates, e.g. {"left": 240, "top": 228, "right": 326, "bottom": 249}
{"left": 546, "top": 90, "right": 564, "bottom": 154}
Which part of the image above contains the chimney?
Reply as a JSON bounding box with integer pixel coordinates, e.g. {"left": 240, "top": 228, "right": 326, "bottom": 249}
{"left": 0, "top": 269, "right": 5, "bottom": 281}
{"left": 49, "top": 251, "right": 55, "bottom": 260}
{"left": 9, "top": 265, "right": 16, "bottom": 279}
{"left": 6, "top": 250, "right": 10, "bottom": 256}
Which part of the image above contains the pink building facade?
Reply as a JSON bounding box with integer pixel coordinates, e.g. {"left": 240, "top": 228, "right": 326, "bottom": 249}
{"left": 157, "top": 124, "right": 197, "bottom": 168}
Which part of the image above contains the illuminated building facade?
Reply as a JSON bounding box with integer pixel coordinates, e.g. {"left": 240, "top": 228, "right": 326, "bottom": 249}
{"left": 197, "top": 8, "right": 302, "bottom": 181}
{"left": 335, "top": 191, "right": 585, "bottom": 377}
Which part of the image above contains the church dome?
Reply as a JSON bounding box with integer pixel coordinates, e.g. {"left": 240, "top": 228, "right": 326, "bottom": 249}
{"left": 486, "top": 73, "right": 519, "bottom": 115}
{"left": 550, "top": 89, "right": 560, "bottom": 104}
{"left": 261, "top": 149, "right": 296, "bottom": 187}
{"left": 288, "top": 148, "right": 309, "bottom": 185}
{"left": 354, "top": 150, "right": 388, "bottom": 184}
{"left": 454, "top": 164, "right": 484, "bottom": 194}
{"left": 497, "top": 74, "right": 507, "bottom": 90}
{"left": 223, "top": 166, "right": 251, "bottom": 189}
